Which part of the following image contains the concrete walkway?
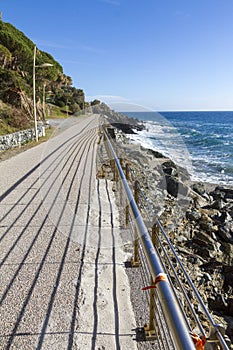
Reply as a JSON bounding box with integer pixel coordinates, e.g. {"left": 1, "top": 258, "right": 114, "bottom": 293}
{"left": 0, "top": 114, "right": 137, "bottom": 349}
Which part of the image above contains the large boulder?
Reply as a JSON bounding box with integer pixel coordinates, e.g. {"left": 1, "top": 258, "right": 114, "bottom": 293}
{"left": 192, "top": 183, "right": 206, "bottom": 196}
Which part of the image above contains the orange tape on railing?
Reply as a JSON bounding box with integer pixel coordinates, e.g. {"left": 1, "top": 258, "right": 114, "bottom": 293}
{"left": 142, "top": 273, "right": 168, "bottom": 291}
{"left": 190, "top": 332, "right": 206, "bottom": 350}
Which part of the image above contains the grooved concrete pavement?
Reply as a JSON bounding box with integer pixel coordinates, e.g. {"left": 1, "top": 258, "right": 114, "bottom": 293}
{"left": 0, "top": 115, "right": 137, "bottom": 350}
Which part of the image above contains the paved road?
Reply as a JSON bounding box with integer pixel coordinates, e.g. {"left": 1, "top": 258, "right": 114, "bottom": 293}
{"left": 0, "top": 114, "right": 137, "bottom": 349}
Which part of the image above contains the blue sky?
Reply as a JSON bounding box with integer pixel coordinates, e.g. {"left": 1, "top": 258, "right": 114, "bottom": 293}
{"left": 1, "top": 0, "right": 233, "bottom": 111}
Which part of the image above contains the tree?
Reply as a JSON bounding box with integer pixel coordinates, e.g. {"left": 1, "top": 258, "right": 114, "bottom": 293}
{"left": 91, "top": 99, "right": 101, "bottom": 106}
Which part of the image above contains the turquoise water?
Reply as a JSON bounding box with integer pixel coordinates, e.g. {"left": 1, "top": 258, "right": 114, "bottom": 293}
{"left": 124, "top": 111, "right": 233, "bottom": 185}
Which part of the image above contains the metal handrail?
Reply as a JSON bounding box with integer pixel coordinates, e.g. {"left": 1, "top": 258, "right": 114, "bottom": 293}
{"left": 102, "top": 126, "right": 196, "bottom": 350}
{"left": 125, "top": 159, "right": 230, "bottom": 350}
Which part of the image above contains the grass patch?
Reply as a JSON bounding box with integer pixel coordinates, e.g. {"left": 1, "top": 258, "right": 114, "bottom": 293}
{"left": 48, "top": 104, "right": 70, "bottom": 119}
{"left": 0, "top": 120, "right": 17, "bottom": 135}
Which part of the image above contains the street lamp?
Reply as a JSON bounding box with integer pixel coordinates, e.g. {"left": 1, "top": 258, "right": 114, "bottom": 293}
{"left": 33, "top": 45, "right": 53, "bottom": 142}
{"left": 42, "top": 82, "right": 47, "bottom": 120}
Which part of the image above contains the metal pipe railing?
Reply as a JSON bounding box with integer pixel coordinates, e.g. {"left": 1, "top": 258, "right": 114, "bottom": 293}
{"left": 125, "top": 159, "right": 230, "bottom": 350}
{"left": 103, "top": 127, "right": 196, "bottom": 350}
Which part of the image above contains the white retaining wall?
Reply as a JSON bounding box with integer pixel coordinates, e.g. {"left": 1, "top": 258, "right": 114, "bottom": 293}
{"left": 0, "top": 126, "right": 45, "bottom": 150}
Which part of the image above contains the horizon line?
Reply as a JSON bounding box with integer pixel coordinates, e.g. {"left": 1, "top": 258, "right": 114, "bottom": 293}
{"left": 116, "top": 109, "right": 233, "bottom": 113}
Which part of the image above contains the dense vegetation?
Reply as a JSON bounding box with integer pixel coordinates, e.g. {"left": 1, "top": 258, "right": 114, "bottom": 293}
{"left": 0, "top": 20, "right": 86, "bottom": 133}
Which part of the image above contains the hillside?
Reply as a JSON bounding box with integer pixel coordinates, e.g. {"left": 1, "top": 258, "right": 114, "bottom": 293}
{"left": 0, "top": 21, "right": 85, "bottom": 134}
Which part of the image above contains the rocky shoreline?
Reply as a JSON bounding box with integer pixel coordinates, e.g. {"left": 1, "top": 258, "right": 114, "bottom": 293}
{"left": 104, "top": 111, "right": 233, "bottom": 345}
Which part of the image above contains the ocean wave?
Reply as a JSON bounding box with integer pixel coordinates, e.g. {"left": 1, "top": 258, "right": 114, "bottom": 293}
{"left": 124, "top": 111, "right": 233, "bottom": 186}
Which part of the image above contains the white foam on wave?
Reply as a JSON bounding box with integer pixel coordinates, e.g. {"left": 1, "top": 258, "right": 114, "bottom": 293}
{"left": 191, "top": 171, "right": 232, "bottom": 186}
{"left": 130, "top": 120, "right": 233, "bottom": 186}
{"left": 130, "top": 120, "right": 193, "bottom": 174}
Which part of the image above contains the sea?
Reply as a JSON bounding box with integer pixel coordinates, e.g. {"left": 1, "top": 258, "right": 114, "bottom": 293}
{"left": 123, "top": 111, "right": 233, "bottom": 186}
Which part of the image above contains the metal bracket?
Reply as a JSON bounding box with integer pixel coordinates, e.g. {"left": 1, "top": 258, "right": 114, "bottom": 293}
{"left": 144, "top": 324, "right": 157, "bottom": 341}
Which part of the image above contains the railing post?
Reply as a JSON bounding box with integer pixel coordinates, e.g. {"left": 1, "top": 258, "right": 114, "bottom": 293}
{"left": 125, "top": 164, "right": 130, "bottom": 226}
{"left": 131, "top": 227, "right": 140, "bottom": 267}
{"left": 115, "top": 158, "right": 119, "bottom": 189}
{"left": 103, "top": 128, "right": 107, "bottom": 142}
{"left": 143, "top": 224, "right": 160, "bottom": 339}
{"left": 152, "top": 224, "right": 159, "bottom": 248}
{"left": 125, "top": 163, "right": 129, "bottom": 181}
{"left": 131, "top": 180, "right": 140, "bottom": 267}
{"left": 119, "top": 158, "right": 124, "bottom": 205}
{"left": 134, "top": 180, "right": 140, "bottom": 205}
{"left": 144, "top": 275, "right": 157, "bottom": 340}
